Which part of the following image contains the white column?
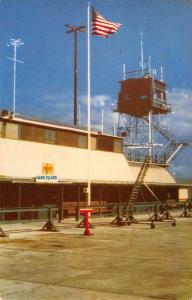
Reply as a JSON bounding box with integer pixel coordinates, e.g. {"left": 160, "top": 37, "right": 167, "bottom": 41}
{"left": 148, "top": 110, "right": 153, "bottom": 160}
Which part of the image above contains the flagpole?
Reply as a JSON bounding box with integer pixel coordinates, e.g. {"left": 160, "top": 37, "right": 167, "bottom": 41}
{"left": 86, "top": 4, "right": 121, "bottom": 208}
{"left": 87, "top": 1, "right": 91, "bottom": 207}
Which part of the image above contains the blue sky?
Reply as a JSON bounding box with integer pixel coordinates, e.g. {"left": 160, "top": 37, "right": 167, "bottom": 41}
{"left": 0, "top": 0, "right": 191, "bottom": 178}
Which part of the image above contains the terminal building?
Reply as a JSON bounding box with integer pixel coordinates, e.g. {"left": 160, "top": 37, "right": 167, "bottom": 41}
{"left": 0, "top": 110, "right": 183, "bottom": 219}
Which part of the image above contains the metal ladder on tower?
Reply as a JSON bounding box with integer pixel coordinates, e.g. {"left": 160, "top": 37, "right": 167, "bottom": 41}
{"left": 124, "top": 155, "right": 176, "bottom": 228}
{"left": 124, "top": 155, "right": 151, "bottom": 224}
{"left": 111, "top": 155, "right": 151, "bottom": 226}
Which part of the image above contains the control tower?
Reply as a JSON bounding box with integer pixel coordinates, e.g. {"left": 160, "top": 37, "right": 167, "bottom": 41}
{"left": 114, "top": 68, "right": 173, "bottom": 163}
{"left": 117, "top": 76, "right": 171, "bottom": 117}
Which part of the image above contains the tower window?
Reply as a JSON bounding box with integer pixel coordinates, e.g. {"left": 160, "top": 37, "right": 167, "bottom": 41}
{"left": 140, "top": 95, "right": 147, "bottom": 100}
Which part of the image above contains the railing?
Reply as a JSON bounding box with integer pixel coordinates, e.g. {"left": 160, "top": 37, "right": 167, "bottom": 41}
{"left": 74, "top": 201, "right": 186, "bottom": 221}
{"left": 0, "top": 206, "right": 60, "bottom": 223}
{"left": 0, "top": 203, "right": 190, "bottom": 237}
{"left": 152, "top": 99, "right": 171, "bottom": 112}
{"left": 0, "top": 206, "right": 60, "bottom": 237}
{"left": 0, "top": 202, "right": 189, "bottom": 223}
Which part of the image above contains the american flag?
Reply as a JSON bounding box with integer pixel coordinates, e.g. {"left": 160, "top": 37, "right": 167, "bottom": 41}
{"left": 92, "top": 7, "right": 122, "bottom": 38}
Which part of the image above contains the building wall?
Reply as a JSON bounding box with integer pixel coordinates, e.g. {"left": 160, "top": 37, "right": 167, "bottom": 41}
{"left": 128, "top": 162, "right": 176, "bottom": 184}
{"left": 0, "top": 136, "right": 178, "bottom": 219}
{"left": 0, "top": 138, "right": 176, "bottom": 185}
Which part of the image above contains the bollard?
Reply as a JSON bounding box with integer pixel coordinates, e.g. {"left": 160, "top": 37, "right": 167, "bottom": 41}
{"left": 58, "top": 206, "right": 63, "bottom": 223}
{"left": 75, "top": 205, "right": 80, "bottom": 221}
{"left": 80, "top": 208, "right": 94, "bottom": 236}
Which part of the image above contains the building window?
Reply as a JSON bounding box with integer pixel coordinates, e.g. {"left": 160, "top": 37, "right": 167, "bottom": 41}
{"left": 78, "top": 134, "right": 87, "bottom": 149}
{"left": 1, "top": 120, "right": 121, "bottom": 154}
{"left": 20, "top": 124, "right": 34, "bottom": 141}
{"left": 20, "top": 124, "right": 44, "bottom": 142}
{"left": 33, "top": 127, "right": 45, "bottom": 143}
{"left": 5, "top": 122, "right": 19, "bottom": 139}
{"left": 161, "top": 92, "right": 166, "bottom": 101}
{"left": 45, "top": 129, "right": 57, "bottom": 144}
{"left": 0, "top": 121, "right": 3, "bottom": 137}
{"left": 114, "top": 139, "right": 122, "bottom": 153}
{"left": 140, "top": 95, "right": 147, "bottom": 100}
{"left": 97, "top": 136, "right": 114, "bottom": 152}
{"left": 91, "top": 136, "right": 97, "bottom": 150}
{"left": 125, "top": 95, "right": 129, "bottom": 102}
{"left": 58, "top": 130, "right": 78, "bottom": 147}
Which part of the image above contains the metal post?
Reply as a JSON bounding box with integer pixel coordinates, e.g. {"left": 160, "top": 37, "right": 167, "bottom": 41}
{"left": 148, "top": 110, "right": 153, "bottom": 160}
{"left": 160, "top": 66, "right": 164, "bottom": 81}
{"left": 7, "top": 39, "right": 24, "bottom": 115}
{"left": 18, "top": 185, "right": 22, "bottom": 221}
{"left": 123, "top": 64, "right": 126, "bottom": 80}
{"left": 78, "top": 104, "right": 81, "bottom": 125}
{"left": 76, "top": 186, "right": 81, "bottom": 221}
{"left": 101, "top": 106, "right": 104, "bottom": 133}
{"left": 13, "top": 44, "right": 17, "bottom": 114}
{"left": 99, "top": 186, "right": 102, "bottom": 216}
{"left": 59, "top": 185, "right": 64, "bottom": 223}
{"left": 118, "top": 186, "right": 122, "bottom": 217}
{"left": 148, "top": 56, "right": 151, "bottom": 76}
{"left": 87, "top": 3, "right": 91, "bottom": 208}
{"left": 113, "top": 125, "right": 116, "bottom": 136}
{"left": 140, "top": 32, "right": 144, "bottom": 74}
{"left": 0, "top": 184, "right": 1, "bottom": 205}
{"left": 74, "top": 30, "right": 77, "bottom": 125}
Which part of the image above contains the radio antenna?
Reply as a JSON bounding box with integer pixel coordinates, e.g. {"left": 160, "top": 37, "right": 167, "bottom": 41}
{"left": 123, "top": 64, "right": 126, "bottom": 80}
{"left": 160, "top": 66, "right": 164, "bottom": 81}
{"left": 140, "top": 32, "right": 144, "bottom": 74}
{"left": 7, "top": 38, "right": 24, "bottom": 115}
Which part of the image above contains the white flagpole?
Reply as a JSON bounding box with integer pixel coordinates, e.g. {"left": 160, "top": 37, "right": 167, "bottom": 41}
{"left": 87, "top": 2, "right": 91, "bottom": 207}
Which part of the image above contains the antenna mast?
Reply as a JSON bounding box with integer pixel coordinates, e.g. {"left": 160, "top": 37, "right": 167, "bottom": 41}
{"left": 7, "top": 38, "right": 24, "bottom": 115}
{"left": 148, "top": 56, "right": 151, "bottom": 76}
{"left": 123, "top": 64, "right": 126, "bottom": 80}
{"left": 140, "top": 32, "right": 144, "bottom": 74}
{"left": 160, "top": 66, "right": 164, "bottom": 81}
{"left": 101, "top": 106, "right": 104, "bottom": 133}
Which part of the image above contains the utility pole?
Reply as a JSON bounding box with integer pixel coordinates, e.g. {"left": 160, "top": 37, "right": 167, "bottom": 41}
{"left": 65, "top": 24, "right": 86, "bottom": 126}
{"left": 7, "top": 38, "right": 24, "bottom": 115}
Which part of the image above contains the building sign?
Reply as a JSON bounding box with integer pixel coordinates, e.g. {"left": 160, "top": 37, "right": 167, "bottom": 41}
{"left": 36, "top": 175, "right": 58, "bottom": 183}
{"left": 42, "top": 163, "right": 54, "bottom": 174}
{"left": 36, "top": 163, "right": 58, "bottom": 183}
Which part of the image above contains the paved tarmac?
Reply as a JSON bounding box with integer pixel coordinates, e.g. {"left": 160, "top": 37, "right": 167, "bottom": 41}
{"left": 0, "top": 213, "right": 192, "bottom": 300}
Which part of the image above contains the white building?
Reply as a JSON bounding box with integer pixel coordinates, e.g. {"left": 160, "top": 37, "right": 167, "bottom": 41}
{"left": 0, "top": 111, "right": 182, "bottom": 219}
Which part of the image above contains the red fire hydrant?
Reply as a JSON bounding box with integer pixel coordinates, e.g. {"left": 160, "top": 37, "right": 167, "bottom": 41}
{"left": 80, "top": 208, "right": 94, "bottom": 236}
